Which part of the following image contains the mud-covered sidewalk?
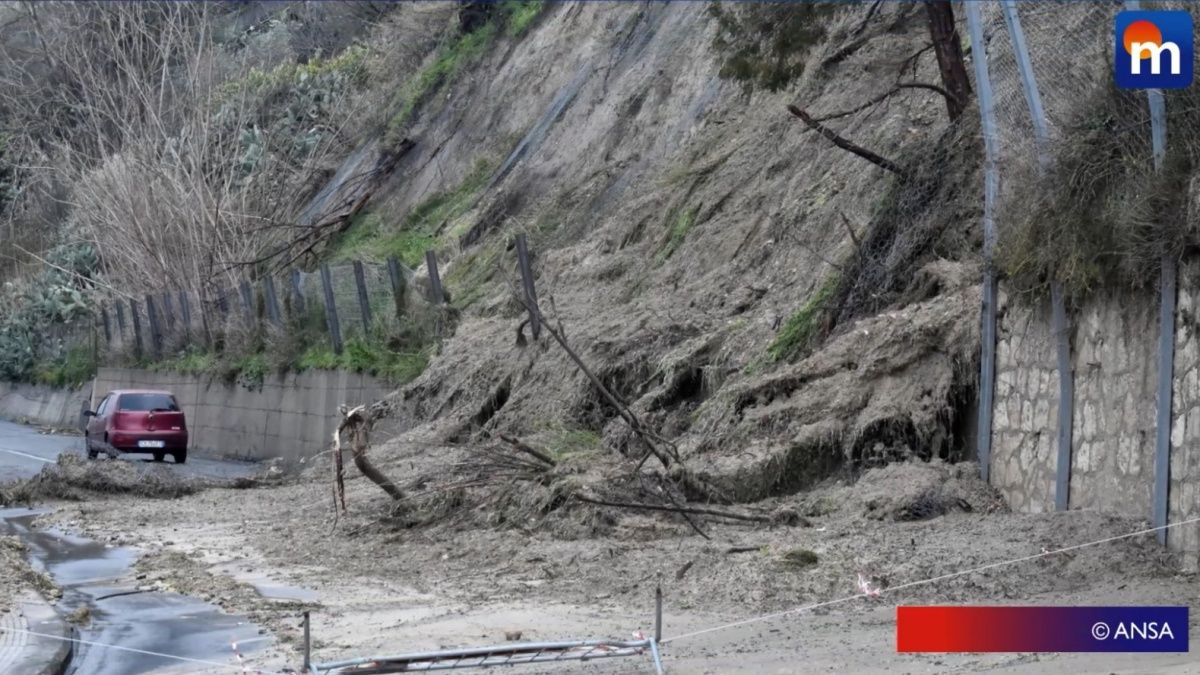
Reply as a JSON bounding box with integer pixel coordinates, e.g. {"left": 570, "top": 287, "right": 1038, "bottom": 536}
{"left": 21, "top": 450, "right": 1200, "bottom": 674}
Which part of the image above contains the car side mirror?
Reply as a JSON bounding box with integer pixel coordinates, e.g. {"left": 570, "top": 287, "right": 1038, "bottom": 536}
{"left": 82, "top": 410, "right": 96, "bottom": 417}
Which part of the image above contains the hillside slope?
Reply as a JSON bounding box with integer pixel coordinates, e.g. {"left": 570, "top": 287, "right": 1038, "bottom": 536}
{"left": 360, "top": 2, "right": 981, "bottom": 502}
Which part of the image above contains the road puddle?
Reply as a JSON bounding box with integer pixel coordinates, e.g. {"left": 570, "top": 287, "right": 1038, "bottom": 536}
{"left": 1, "top": 507, "right": 268, "bottom": 675}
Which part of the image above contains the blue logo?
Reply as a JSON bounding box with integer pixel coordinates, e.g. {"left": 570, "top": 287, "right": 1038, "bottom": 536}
{"left": 1115, "top": 11, "right": 1192, "bottom": 89}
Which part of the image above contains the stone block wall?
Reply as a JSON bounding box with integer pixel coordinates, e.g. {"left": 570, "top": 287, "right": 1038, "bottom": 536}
{"left": 1170, "top": 261, "right": 1200, "bottom": 569}
{"left": 1069, "top": 292, "right": 1158, "bottom": 517}
{"left": 991, "top": 260, "right": 1200, "bottom": 564}
{"left": 991, "top": 298, "right": 1058, "bottom": 513}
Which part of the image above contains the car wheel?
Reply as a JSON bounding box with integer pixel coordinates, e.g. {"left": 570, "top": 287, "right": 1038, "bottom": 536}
{"left": 85, "top": 438, "right": 97, "bottom": 460}
{"left": 153, "top": 451, "right": 165, "bottom": 463}
{"left": 173, "top": 450, "right": 187, "bottom": 465}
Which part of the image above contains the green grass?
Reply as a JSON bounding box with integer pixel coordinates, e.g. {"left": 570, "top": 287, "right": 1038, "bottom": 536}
{"left": 657, "top": 205, "right": 700, "bottom": 263}
{"left": 220, "top": 45, "right": 368, "bottom": 103}
{"left": 32, "top": 346, "right": 96, "bottom": 388}
{"left": 150, "top": 350, "right": 217, "bottom": 376}
{"left": 444, "top": 240, "right": 503, "bottom": 311}
{"left": 768, "top": 273, "right": 840, "bottom": 363}
{"left": 781, "top": 548, "right": 819, "bottom": 569}
{"left": 503, "top": 0, "right": 545, "bottom": 37}
{"left": 385, "top": 24, "right": 499, "bottom": 146}
{"left": 299, "top": 340, "right": 431, "bottom": 385}
{"left": 232, "top": 353, "right": 269, "bottom": 388}
{"left": 546, "top": 428, "right": 602, "bottom": 460}
{"left": 332, "top": 158, "right": 493, "bottom": 267}
{"left": 332, "top": 212, "right": 437, "bottom": 268}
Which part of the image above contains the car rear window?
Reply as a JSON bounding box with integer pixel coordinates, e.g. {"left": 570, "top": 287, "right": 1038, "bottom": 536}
{"left": 117, "top": 394, "right": 179, "bottom": 412}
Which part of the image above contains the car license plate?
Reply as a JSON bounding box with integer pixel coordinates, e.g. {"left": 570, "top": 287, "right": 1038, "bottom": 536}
{"left": 137, "top": 440, "right": 165, "bottom": 449}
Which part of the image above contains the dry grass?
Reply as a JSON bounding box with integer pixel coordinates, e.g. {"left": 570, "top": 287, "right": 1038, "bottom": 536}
{"left": 998, "top": 82, "right": 1200, "bottom": 300}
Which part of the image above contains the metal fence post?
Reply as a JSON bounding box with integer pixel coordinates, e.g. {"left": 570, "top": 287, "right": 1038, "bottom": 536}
{"left": 425, "top": 250, "right": 444, "bottom": 305}
{"left": 387, "top": 256, "right": 407, "bottom": 320}
{"left": 1124, "top": 0, "right": 1175, "bottom": 545}
{"left": 966, "top": 0, "right": 998, "bottom": 483}
{"left": 145, "top": 294, "right": 162, "bottom": 359}
{"left": 320, "top": 263, "right": 343, "bottom": 354}
{"left": 100, "top": 302, "right": 112, "bottom": 345}
{"left": 516, "top": 233, "right": 541, "bottom": 340}
{"left": 162, "top": 291, "right": 176, "bottom": 336}
{"left": 352, "top": 260, "right": 373, "bottom": 335}
{"left": 129, "top": 297, "right": 143, "bottom": 358}
{"left": 216, "top": 286, "right": 229, "bottom": 315}
{"left": 1001, "top": 0, "right": 1074, "bottom": 511}
{"left": 654, "top": 585, "right": 663, "bottom": 643}
{"left": 239, "top": 280, "right": 255, "bottom": 324}
{"left": 291, "top": 269, "right": 307, "bottom": 318}
{"left": 179, "top": 290, "right": 191, "bottom": 339}
{"left": 263, "top": 275, "right": 282, "bottom": 326}
{"left": 114, "top": 300, "right": 125, "bottom": 341}
{"left": 303, "top": 611, "right": 312, "bottom": 671}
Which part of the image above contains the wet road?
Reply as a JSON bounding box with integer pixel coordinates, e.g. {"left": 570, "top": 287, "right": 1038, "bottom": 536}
{"left": 0, "top": 419, "right": 259, "bottom": 484}
{"left": 0, "top": 508, "right": 267, "bottom": 675}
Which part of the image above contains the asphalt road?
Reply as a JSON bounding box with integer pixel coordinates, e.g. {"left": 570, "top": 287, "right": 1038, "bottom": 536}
{"left": 0, "top": 419, "right": 258, "bottom": 484}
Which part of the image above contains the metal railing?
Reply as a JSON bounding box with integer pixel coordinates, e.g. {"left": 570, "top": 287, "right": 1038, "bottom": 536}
{"left": 309, "top": 638, "right": 664, "bottom": 674}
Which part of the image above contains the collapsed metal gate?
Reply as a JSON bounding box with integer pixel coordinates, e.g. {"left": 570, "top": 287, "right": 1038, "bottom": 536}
{"left": 307, "top": 638, "right": 664, "bottom": 674}
{"left": 302, "top": 588, "right": 666, "bottom": 674}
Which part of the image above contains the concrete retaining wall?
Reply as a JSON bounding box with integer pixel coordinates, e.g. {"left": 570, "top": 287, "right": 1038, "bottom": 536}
{"left": 90, "top": 367, "right": 392, "bottom": 463}
{"left": 991, "top": 261, "right": 1200, "bottom": 568}
{"left": 0, "top": 380, "right": 92, "bottom": 430}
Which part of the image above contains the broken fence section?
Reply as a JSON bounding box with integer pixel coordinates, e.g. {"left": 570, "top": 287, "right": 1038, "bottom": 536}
{"left": 304, "top": 588, "right": 665, "bottom": 674}
{"left": 308, "top": 638, "right": 664, "bottom": 674}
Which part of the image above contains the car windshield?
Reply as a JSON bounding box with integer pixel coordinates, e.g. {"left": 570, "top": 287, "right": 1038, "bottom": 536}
{"left": 118, "top": 394, "right": 179, "bottom": 412}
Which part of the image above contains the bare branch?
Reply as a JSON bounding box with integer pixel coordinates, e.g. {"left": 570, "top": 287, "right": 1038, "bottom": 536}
{"left": 786, "top": 104, "right": 906, "bottom": 177}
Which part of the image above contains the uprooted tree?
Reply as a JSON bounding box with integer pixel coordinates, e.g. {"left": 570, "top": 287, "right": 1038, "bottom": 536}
{"left": 332, "top": 403, "right": 403, "bottom": 510}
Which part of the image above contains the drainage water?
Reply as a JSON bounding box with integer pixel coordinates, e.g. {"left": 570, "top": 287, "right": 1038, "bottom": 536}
{"left": 0, "top": 508, "right": 266, "bottom": 675}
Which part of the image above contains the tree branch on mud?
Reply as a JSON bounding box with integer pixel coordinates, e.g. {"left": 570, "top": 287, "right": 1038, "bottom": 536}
{"left": 574, "top": 494, "right": 773, "bottom": 524}
{"left": 786, "top": 104, "right": 906, "bottom": 177}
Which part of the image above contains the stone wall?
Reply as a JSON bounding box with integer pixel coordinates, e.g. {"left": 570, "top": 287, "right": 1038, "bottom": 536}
{"left": 1170, "top": 261, "right": 1200, "bottom": 570}
{"left": 0, "top": 380, "right": 92, "bottom": 430}
{"left": 990, "top": 260, "right": 1200, "bottom": 565}
{"left": 91, "top": 368, "right": 392, "bottom": 463}
{"left": 1069, "top": 292, "right": 1158, "bottom": 517}
{"left": 991, "top": 297, "right": 1058, "bottom": 513}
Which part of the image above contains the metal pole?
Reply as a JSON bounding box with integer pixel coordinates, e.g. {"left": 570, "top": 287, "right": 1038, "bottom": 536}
{"left": 1125, "top": 0, "right": 1175, "bottom": 546}
{"left": 387, "top": 256, "right": 407, "bottom": 320}
{"left": 1001, "top": 0, "right": 1075, "bottom": 511}
{"left": 655, "top": 585, "right": 663, "bottom": 644}
{"left": 303, "top": 611, "right": 312, "bottom": 671}
{"left": 965, "top": 0, "right": 999, "bottom": 482}
{"left": 352, "top": 260, "right": 373, "bottom": 335}
{"left": 425, "top": 250, "right": 444, "bottom": 305}
{"left": 320, "top": 264, "right": 343, "bottom": 355}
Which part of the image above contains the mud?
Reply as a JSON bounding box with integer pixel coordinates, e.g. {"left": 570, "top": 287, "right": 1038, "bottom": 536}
{"left": 37, "top": 456, "right": 1200, "bottom": 674}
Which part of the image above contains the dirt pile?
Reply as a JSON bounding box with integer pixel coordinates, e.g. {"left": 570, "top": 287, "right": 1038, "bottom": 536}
{"left": 0, "top": 454, "right": 205, "bottom": 504}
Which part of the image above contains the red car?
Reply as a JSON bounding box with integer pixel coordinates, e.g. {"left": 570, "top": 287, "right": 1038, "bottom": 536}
{"left": 84, "top": 389, "right": 188, "bottom": 464}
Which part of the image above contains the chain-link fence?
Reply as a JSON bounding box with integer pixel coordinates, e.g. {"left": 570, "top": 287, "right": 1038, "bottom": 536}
{"left": 972, "top": 1, "right": 1199, "bottom": 559}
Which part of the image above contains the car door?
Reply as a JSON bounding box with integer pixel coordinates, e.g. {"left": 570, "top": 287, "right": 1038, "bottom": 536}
{"left": 87, "top": 394, "right": 110, "bottom": 442}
